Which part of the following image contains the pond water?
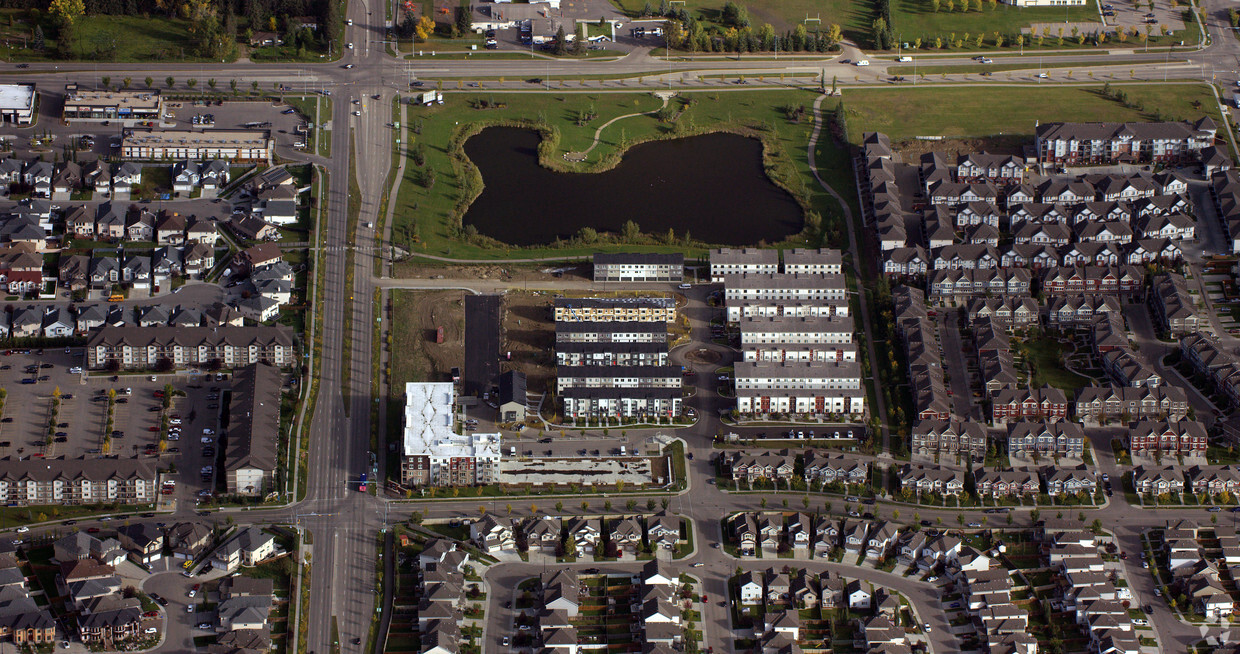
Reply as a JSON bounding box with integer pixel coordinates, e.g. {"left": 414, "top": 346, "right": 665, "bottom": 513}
{"left": 461, "top": 127, "right": 804, "bottom": 246}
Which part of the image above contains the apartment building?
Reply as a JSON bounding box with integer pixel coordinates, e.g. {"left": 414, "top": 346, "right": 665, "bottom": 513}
{"left": 734, "top": 361, "right": 865, "bottom": 417}
{"left": 1036, "top": 118, "right": 1217, "bottom": 166}
{"left": 560, "top": 387, "right": 682, "bottom": 420}
{"left": 738, "top": 315, "right": 855, "bottom": 345}
{"left": 224, "top": 362, "right": 281, "bottom": 496}
{"left": 592, "top": 253, "right": 683, "bottom": 282}
{"left": 709, "top": 248, "right": 779, "bottom": 281}
{"left": 0, "top": 458, "right": 157, "bottom": 506}
{"left": 85, "top": 325, "right": 296, "bottom": 370}
{"left": 554, "top": 321, "right": 667, "bottom": 344}
{"left": 554, "top": 365, "right": 682, "bottom": 392}
{"left": 721, "top": 273, "right": 847, "bottom": 302}
{"left": 400, "top": 382, "right": 501, "bottom": 487}
{"left": 552, "top": 296, "right": 676, "bottom": 323}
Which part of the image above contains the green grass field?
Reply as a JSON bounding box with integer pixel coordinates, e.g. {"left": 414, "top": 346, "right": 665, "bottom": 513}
{"left": 841, "top": 83, "right": 1228, "bottom": 144}
{"left": 891, "top": 0, "right": 1099, "bottom": 45}
{"left": 0, "top": 12, "right": 206, "bottom": 62}
{"left": 611, "top": 0, "right": 873, "bottom": 39}
{"left": 393, "top": 89, "right": 843, "bottom": 260}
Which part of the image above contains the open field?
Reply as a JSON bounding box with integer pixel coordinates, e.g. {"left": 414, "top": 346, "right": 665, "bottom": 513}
{"left": 840, "top": 83, "right": 1228, "bottom": 145}
{"left": 393, "top": 89, "right": 839, "bottom": 260}
{"left": 891, "top": 0, "right": 1100, "bottom": 45}
{"left": 611, "top": 0, "right": 873, "bottom": 39}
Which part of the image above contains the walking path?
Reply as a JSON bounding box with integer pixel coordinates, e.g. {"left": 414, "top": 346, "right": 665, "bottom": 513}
{"left": 806, "top": 92, "right": 891, "bottom": 454}
{"left": 564, "top": 92, "right": 672, "bottom": 162}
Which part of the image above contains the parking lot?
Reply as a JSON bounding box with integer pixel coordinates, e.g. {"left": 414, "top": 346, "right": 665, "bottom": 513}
{"left": 0, "top": 356, "right": 233, "bottom": 507}
{"left": 1099, "top": 0, "right": 1186, "bottom": 34}
{"left": 0, "top": 92, "right": 314, "bottom": 161}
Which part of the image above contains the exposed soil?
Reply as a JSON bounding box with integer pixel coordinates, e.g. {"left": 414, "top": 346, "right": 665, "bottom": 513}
{"left": 500, "top": 291, "right": 557, "bottom": 396}
{"left": 393, "top": 262, "right": 592, "bottom": 282}
{"left": 684, "top": 348, "right": 722, "bottom": 365}
{"left": 391, "top": 290, "right": 467, "bottom": 387}
{"left": 891, "top": 136, "right": 1029, "bottom": 161}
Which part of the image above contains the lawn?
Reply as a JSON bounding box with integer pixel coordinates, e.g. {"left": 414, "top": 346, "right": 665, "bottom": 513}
{"left": 841, "top": 83, "right": 1228, "bottom": 144}
{"left": 610, "top": 0, "right": 874, "bottom": 39}
{"left": 394, "top": 89, "right": 843, "bottom": 261}
{"left": 0, "top": 12, "right": 210, "bottom": 62}
{"left": 891, "top": 0, "right": 1100, "bottom": 46}
{"left": 1023, "top": 336, "right": 1090, "bottom": 392}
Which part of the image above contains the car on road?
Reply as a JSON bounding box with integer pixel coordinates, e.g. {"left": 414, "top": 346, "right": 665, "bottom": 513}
{"left": 848, "top": 510, "right": 860, "bottom": 517}
{"left": 979, "top": 58, "right": 993, "bottom": 64}
{"left": 197, "top": 622, "right": 213, "bottom": 629}
{"left": 1037, "top": 73, "right": 1049, "bottom": 78}
{"left": 854, "top": 60, "right": 869, "bottom": 66}
{"left": 967, "top": 521, "right": 982, "bottom": 528}
{"left": 582, "top": 568, "right": 599, "bottom": 574}
{"left": 920, "top": 520, "right": 932, "bottom": 527}
{"left": 1209, "top": 506, "right": 1222, "bottom": 512}
{"left": 845, "top": 496, "right": 860, "bottom": 502}
{"left": 691, "top": 562, "right": 704, "bottom": 567}
{"left": 15, "top": 527, "right": 27, "bottom": 533}
{"left": 501, "top": 637, "right": 510, "bottom": 647}
{"left": 346, "top": 42, "right": 354, "bottom": 49}
{"left": 149, "top": 593, "right": 167, "bottom": 606}
{"left": 346, "top": 18, "right": 353, "bottom": 24}
{"left": 923, "top": 623, "right": 931, "bottom": 632}
{"left": 1154, "top": 588, "right": 1161, "bottom": 596}
{"left": 927, "top": 576, "right": 938, "bottom": 582}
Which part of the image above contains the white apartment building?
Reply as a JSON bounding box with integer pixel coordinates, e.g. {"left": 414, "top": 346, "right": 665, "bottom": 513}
{"left": 783, "top": 248, "right": 843, "bottom": 275}
{"left": 722, "top": 274, "right": 847, "bottom": 302}
{"left": 726, "top": 299, "right": 849, "bottom": 323}
{"left": 400, "top": 382, "right": 502, "bottom": 487}
{"left": 742, "top": 342, "right": 858, "bottom": 364}
{"left": 739, "top": 315, "right": 855, "bottom": 345}
{"left": 710, "top": 248, "right": 779, "bottom": 281}
{"left": 555, "top": 365, "right": 682, "bottom": 392}
{"left": 735, "top": 361, "right": 865, "bottom": 415}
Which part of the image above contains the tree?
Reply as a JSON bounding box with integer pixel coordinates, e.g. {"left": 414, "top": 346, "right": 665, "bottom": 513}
{"left": 207, "top": 78, "right": 217, "bottom": 91}
{"left": 555, "top": 501, "right": 564, "bottom": 512}
{"left": 456, "top": 5, "right": 472, "bottom": 35}
{"left": 229, "top": 79, "right": 238, "bottom": 95}
{"left": 166, "top": 76, "right": 175, "bottom": 89}
{"left": 144, "top": 76, "right": 154, "bottom": 89}
{"left": 122, "top": 77, "right": 132, "bottom": 89}
{"left": 415, "top": 16, "right": 434, "bottom": 41}
{"left": 101, "top": 76, "right": 111, "bottom": 90}
{"left": 553, "top": 25, "right": 568, "bottom": 55}
{"left": 621, "top": 220, "right": 642, "bottom": 241}
{"left": 49, "top": 0, "right": 85, "bottom": 27}
{"left": 33, "top": 25, "right": 44, "bottom": 51}
{"left": 478, "top": 505, "right": 486, "bottom": 516}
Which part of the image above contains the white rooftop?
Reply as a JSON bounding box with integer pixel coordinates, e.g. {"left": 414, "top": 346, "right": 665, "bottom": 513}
{"left": 0, "top": 85, "right": 35, "bottom": 110}
{"left": 402, "top": 382, "right": 501, "bottom": 461}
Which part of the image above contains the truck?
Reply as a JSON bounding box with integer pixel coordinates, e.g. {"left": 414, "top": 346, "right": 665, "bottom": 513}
{"left": 415, "top": 90, "right": 443, "bottom": 106}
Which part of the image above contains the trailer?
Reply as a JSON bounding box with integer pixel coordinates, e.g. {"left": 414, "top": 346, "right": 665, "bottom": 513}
{"left": 414, "top": 90, "right": 443, "bottom": 106}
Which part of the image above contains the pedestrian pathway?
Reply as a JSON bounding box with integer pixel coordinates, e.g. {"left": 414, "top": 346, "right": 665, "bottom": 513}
{"left": 563, "top": 92, "right": 672, "bottom": 162}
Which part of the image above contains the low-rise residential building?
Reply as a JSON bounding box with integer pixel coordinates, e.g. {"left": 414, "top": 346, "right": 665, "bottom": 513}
{"left": 1007, "top": 421, "right": 1086, "bottom": 459}
{"left": 910, "top": 419, "right": 988, "bottom": 462}
{"left": 1074, "top": 385, "right": 1189, "bottom": 425}
{"left": 552, "top": 296, "right": 675, "bottom": 323}
{"left": 1129, "top": 420, "right": 1208, "bottom": 458}
{"left": 592, "top": 253, "right": 683, "bottom": 282}
{"left": 898, "top": 464, "right": 965, "bottom": 496}
{"left": 400, "top": 382, "right": 501, "bottom": 487}
{"left": 0, "top": 458, "right": 157, "bottom": 506}
{"left": 213, "top": 527, "right": 276, "bottom": 572}
{"left": 85, "top": 325, "right": 296, "bottom": 370}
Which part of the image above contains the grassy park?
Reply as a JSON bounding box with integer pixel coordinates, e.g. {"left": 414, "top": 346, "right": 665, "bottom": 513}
{"left": 392, "top": 89, "right": 848, "bottom": 260}
{"left": 840, "top": 83, "right": 1228, "bottom": 144}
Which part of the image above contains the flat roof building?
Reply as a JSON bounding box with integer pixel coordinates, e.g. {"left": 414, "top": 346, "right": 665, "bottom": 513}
{"left": 121, "top": 129, "right": 272, "bottom": 162}
{"left": 62, "top": 88, "right": 161, "bottom": 123}
{"left": 0, "top": 84, "right": 35, "bottom": 125}
{"left": 401, "top": 382, "right": 501, "bottom": 487}
{"left": 593, "top": 253, "right": 683, "bottom": 282}
{"left": 553, "top": 296, "right": 676, "bottom": 323}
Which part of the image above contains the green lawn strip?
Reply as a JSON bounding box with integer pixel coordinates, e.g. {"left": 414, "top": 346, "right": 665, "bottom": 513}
{"left": 841, "top": 83, "right": 1228, "bottom": 146}
{"left": 283, "top": 96, "right": 331, "bottom": 159}
{"left": 393, "top": 89, "right": 834, "bottom": 262}
{"left": 0, "top": 12, "right": 215, "bottom": 62}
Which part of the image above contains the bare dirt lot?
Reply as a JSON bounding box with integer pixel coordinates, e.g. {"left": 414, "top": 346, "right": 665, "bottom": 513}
{"left": 391, "top": 290, "right": 467, "bottom": 389}
{"left": 890, "top": 135, "right": 1028, "bottom": 160}
{"left": 502, "top": 291, "right": 557, "bottom": 396}
{"left": 392, "top": 261, "right": 592, "bottom": 283}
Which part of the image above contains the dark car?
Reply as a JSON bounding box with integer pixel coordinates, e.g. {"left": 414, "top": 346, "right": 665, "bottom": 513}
{"left": 920, "top": 520, "right": 932, "bottom": 527}
{"left": 149, "top": 593, "right": 167, "bottom": 606}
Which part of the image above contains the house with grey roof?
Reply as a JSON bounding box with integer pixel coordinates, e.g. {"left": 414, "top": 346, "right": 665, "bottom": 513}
{"left": 214, "top": 527, "right": 276, "bottom": 572}
{"left": 225, "top": 363, "right": 282, "bottom": 496}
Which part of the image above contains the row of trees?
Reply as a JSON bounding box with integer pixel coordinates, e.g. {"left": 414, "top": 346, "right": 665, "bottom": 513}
{"left": 634, "top": 1, "right": 839, "bottom": 54}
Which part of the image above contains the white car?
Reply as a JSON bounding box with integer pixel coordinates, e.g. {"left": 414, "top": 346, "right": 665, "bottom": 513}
{"left": 691, "top": 562, "right": 704, "bottom": 567}
{"left": 15, "top": 526, "right": 28, "bottom": 534}
{"left": 144, "top": 627, "right": 157, "bottom": 634}
{"left": 346, "top": 18, "right": 353, "bottom": 25}
{"left": 854, "top": 60, "right": 869, "bottom": 66}
{"left": 897, "top": 56, "right": 912, "bottom": 62}
{"left": 924, "top": 623, "right": 932, "bottom": 632}
{"left": 188, "top": 589, "right": 196, "bottom": 598}
{"left": 201, "top": 437, "right": 214, "bottom": 444}
{"left": 346, "top": 42, "right": 354, "bottom": 49}
{"left": 1037, "top": 73, "right": 1049, "bottom": 78}
{"left": 927, "top": 575, "right": 938, "bottom": 582}
{"left": 352, "top": 111, "right": 362, "bottom": 116}
{"left": 202, "top": 429, "right": 214, "bottom": 435}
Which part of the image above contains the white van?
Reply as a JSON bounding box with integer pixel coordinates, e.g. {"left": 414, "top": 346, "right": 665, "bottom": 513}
{"left": 897, "top": 56, "right": 912, "bottom": 62}
{"left": 620, "top": 446, "right": 626, "bottom": 456}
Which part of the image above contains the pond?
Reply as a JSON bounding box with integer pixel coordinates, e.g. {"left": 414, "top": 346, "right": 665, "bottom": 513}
{"left": 461, "top": 127, "right": 804, "bottom": 246}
